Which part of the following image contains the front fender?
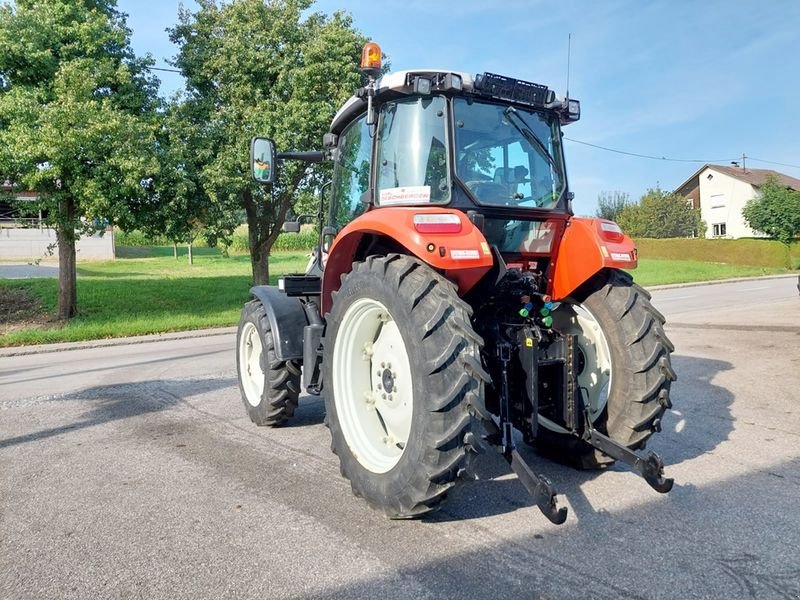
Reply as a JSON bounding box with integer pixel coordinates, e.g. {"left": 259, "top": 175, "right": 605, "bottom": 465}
{"left": 249, "top": 286, "right": 308, "bottom": 361}
{"left": 551, "top": 218, "right": 638, "bottom": 300}
{"left": 321, "top": 207, "right": 493, "bottom": 314}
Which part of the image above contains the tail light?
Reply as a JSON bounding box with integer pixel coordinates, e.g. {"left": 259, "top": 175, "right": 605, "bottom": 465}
{"left": 598, "top": 220, "right": 625, "bottom": 242}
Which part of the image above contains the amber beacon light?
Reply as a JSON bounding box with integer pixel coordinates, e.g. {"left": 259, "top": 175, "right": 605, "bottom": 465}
{"left": 360, "top": 41, "right": 382, "bottom": 76}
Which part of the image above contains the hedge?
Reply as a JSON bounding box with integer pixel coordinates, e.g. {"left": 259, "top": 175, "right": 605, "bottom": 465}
{"left": 634, "top": 238, "right": 800, "bottom": 269}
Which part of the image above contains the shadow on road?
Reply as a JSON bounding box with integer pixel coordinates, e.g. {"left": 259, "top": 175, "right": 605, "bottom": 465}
{"left": 0, "top": 377, "right": 234, "bottom": 450}
{"left": 293, "top": 458, "right": 800, "bottom": 600}
{"left": 428, "top": 353, "right": 736, "bottom": 523}
{"left": 660, "top": 354, "right": 735, "bottom": 465}
{"left": 269, "top": 353, "right": 737, "bottom": 524}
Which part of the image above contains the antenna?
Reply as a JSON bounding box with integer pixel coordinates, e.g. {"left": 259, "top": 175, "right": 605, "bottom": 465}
{"left": 566, "top": 33, "right": 572, "bottom": 100}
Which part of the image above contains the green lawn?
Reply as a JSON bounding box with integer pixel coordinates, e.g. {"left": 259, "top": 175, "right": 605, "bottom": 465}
{"left": 0, "top": 248, "right": 309, "bottom": 347}
{"left": 630, "top": 258, "right": 791, "bottom": 287}
{"left": 1, "top": 247, "right": 794, "bottom": 347}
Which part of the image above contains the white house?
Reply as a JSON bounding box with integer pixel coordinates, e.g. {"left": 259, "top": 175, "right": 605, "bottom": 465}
{"left": 675, "top": 165, "right": 800, "bottom": 239}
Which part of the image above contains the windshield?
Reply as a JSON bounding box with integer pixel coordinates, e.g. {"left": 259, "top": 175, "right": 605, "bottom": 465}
{"left": 452, "top": 98, "right": 565, "bottom": 209}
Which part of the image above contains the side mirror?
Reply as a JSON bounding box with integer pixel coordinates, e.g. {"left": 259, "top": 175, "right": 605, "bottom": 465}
{"left": 250, "top": 137, "right": 276, "bottom": 184}
{"left": 282, "top": 221, "right": 301, "bottom": 233}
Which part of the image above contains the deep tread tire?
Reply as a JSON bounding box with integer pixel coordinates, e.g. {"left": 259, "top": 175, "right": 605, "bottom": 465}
{"left": 236, "top": 300, "right": 301, "bottom": 426}
{"left": 323, "top": 254, "right": 487, "bottom": 518}
{"left": 536, "top": 269, "right": 676, "bottom": 468}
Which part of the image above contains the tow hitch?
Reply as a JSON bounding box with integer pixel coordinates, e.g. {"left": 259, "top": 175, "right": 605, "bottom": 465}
{"left": 484, "top": 334, "right": 673, "bottom": 525}
{"left": 484, "top": 342, "right": 568, "bottom": 525}
{"left": 484, "top": 416, "right": 568, "bottom": 525}
{"left": 582, "top": 424, "right": 674, "bottom": 493}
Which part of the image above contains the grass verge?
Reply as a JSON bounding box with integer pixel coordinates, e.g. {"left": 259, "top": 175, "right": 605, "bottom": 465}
{"left": 1, "top": 245, "right": 795, "bottom": 347}
{"left": 0, "top": 248, "right": 308, "bottom": 347}
{"left": 629, "top": 259, "right": 790, "bottom": 288}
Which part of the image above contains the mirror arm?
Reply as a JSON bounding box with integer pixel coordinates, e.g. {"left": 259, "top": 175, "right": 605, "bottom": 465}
{"left": 277, "top": 151, "right": 326, "bottom": 163}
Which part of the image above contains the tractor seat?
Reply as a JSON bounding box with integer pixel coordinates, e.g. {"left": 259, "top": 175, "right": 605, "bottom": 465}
{"left": 466, "top": 181, "right": 510, "bottom": 204}
{"left": 492, "top": 166, "right": 529, "bottom": 202}
{"left": 493, "top": 166, "right": 529, "bottom": 185}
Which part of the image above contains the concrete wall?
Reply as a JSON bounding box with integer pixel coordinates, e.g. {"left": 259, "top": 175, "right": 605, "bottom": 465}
{"left": 0, "top": 227, "right": 115, "bottom": 260}
{"left": 698, "top": 168, "right": 763, "bottom": 239}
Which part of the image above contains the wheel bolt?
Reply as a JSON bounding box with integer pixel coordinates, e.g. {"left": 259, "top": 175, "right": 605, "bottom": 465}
{"left": 382, "top": 393, "right": 387, "bottom": 399}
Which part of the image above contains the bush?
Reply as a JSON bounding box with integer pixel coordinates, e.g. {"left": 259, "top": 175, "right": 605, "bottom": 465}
{"left": 224, "top": 224, "right": 317, "bottom": 254}
{"left": 273, "top": 228, "right": 318, "bottom": 251}
{"left": 115, "top": 229, "right": 170, "bottom": 246}
{"left": 116, "top": 228, "right": 213, "bottom": 248}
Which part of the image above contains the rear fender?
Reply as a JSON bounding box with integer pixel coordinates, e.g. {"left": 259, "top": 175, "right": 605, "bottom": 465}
{"left": 249, "top": 286, "right": 308, "bottom": 361}
{"left": 551, "top": 218, "right": 637, "bottom": 300}
{"left": 321, "top": 207, "right": 493, "bottom": 314}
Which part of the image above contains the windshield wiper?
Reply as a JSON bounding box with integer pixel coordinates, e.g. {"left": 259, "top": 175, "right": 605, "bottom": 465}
{"left": 503, "top": 106, "right": 558, "bottom": 171}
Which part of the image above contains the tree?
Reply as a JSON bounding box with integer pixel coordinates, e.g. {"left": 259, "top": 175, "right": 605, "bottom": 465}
{"left": 123, "top": 99, "right": 237, "bottom": 263}
{"left": 743, "top": 174, "right": 800, "bottom": 245}
{"left": 169, "top": 0, "right": 367, "bottom": 285}
{"left": 0, "top": 0, "right": 159, "bottom": 319}
{"left": 617, "top": 186, "right": 704, "bottom": 238}
{"left": 595, "top": 191, "right": 631, "bottom": 222}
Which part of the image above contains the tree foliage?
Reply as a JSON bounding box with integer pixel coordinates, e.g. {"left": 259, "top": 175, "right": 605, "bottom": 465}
{"left": 123, "top": 99, "right": 239, "bottom": 261}
{"left": 617, "top": 187, "right": 705, "bottom": 238}
{"left": 169, "top": 0, "right": 367, "bottom": 284}
{"left": 0, "top": 0, "right": 159, "bottom": 318}
{"left": 742, "top": 174, "right": 800, "bottom": 245}
{"left": 595, "top": 191, "right": 631, "bottom": 222}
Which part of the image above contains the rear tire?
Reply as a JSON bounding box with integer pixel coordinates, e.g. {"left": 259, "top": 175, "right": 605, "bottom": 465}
{"left": 323, "top": 255, "right": 487, "bottom": 518}
{"left": 536, "top": 269, "right": 676, "bottom": 468}
{"left": 236, "top": 300, "right": 301, "bottom": 426}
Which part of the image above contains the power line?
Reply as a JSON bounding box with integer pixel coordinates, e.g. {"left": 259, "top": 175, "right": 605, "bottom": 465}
{"left": 563, "top": 137, "right": 735, "bottom": 164}
{"left": 747, "top": 157, "right": 800, "bottom": 170}
{"left": 565, "top": 137, "right": 800, "bottom": 172}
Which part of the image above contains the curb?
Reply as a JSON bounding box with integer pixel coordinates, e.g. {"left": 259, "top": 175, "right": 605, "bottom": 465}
{"left": 647, "top": 272, "right": 798, "bottom": 291}
{"left": 0, "top": 326, "right": 237, "bottom": 358}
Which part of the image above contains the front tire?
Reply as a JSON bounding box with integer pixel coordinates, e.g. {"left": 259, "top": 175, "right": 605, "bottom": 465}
{"left": 236, "top": 300, "right": 301, "bottom": 426}
{"left": 536, "top": 269, "right": 676, "bottom": 467}
{"left": 323, "top": 255, "right": 487, "bottom": 518}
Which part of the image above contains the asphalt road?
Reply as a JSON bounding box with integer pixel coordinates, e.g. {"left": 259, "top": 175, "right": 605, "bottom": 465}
{"left": 1, "top": 276, "right": 799, "bottom": 599}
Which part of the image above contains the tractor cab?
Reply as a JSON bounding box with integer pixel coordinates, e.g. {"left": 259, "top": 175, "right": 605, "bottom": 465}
{"left": 324, "top": 67, "right": 580, "bottom": 257}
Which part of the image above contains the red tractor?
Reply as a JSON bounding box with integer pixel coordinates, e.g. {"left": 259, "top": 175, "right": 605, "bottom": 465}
{"left": 237, "top": 43, "right": 675, "bottom": 523}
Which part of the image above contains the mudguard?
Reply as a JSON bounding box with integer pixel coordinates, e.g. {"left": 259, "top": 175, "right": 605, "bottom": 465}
{"left": 321, "top": 207, "right": 494, "bottom": 314}
{"left": 551, "top": 218, "right": 638, "bottom": 300}
{"left": 249, "top": 286, "right": 308, "bottom": 361}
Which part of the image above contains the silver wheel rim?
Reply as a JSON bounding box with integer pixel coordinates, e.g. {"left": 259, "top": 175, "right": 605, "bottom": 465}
{"left": 542, "top": 303, "right": 612, "bottom": 434}
{"left": 239, "top": 321, "right": 265, "bottom": 407}
{"left": 332, "top": 297, "right": 413, "bottom": 474}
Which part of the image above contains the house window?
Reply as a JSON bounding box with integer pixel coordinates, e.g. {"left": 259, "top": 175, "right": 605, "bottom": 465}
{"left": 713, "top": 223, "right": 727, "bottom": 237}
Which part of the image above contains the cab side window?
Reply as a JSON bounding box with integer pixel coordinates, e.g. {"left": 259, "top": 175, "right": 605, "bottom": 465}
{"left": 376, "top": 96, "right": 449, "bottom": 205}
{"left": 330, "top": 115, "right": 372, "bottom": 229}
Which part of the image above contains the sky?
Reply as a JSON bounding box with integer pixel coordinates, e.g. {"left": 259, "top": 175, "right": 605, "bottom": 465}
{"left": 118, "top": 0, "right": 800, "bottom": 216}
